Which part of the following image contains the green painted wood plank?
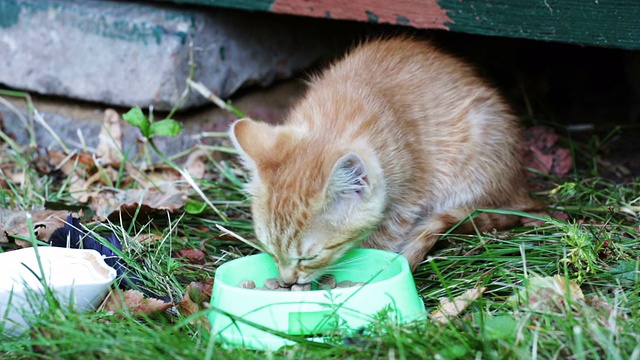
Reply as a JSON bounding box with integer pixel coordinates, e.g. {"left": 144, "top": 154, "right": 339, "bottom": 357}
{"left": 154, "top": 0, "right": 640, "bottom": 50}
{"left": 440, "top": 0, "right": 640, "bottom": 50}
{"left": 157, "top": 0, "right": 273, "bottom": 12}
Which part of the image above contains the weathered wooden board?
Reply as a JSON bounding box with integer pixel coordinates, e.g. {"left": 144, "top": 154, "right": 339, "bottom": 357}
{"left": 160, "top": 0, "right": 640, "bottom": 50}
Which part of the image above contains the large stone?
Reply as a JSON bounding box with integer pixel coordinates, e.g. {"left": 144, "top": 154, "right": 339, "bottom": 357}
{"left": 0, "top": 80, "right": 305, "bottom": 159}
{"left": 0, "top": 0, "right": 350, "bottom": 110}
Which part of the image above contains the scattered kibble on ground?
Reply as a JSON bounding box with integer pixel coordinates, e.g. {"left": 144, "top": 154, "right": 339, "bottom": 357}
{"left": 237, "top": 275, "right": 365, "bottom": 291}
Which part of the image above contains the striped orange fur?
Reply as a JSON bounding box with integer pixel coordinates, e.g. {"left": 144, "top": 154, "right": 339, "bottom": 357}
{"left": 230, "top": 37, "right": 536, "bottom": 285}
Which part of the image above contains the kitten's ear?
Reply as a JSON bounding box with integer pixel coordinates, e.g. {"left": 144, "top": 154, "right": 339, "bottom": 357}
{"left": 229, "top": 118, "right": 276, "bottom": 170}
{"left": 327, "top": 152, "right": 370, "bottom": 200}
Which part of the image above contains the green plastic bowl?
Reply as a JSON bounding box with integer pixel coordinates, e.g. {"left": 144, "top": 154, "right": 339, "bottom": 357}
{"left": 208, "top": 248, "right": 426, "bottom": 350}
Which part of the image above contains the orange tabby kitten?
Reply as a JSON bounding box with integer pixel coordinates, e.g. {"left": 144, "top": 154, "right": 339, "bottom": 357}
{"left": 230, "top": 37, "right": 535, "bottom": 285}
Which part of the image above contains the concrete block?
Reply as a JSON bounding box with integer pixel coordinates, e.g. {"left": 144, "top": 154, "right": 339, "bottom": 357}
{"left": 0, "top": 0, "right": 351, "bottom": 110}
{"left": 0, "top": 79, "right": 305, "bottom": 160}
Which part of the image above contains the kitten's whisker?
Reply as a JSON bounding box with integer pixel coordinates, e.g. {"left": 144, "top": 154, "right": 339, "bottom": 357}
{"left": 329, "top": 255, "right": 371, "bottom": 268}
{"left": 215, "top": 224, "right": 267, "bottom": 253}
{"left": 336, "top": 254, "right": 369, "bottom": 263}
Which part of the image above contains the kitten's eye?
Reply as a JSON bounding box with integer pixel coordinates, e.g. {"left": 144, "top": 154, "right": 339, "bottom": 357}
{"left": 297, "top": 255, "right": 319, "bottom": 264}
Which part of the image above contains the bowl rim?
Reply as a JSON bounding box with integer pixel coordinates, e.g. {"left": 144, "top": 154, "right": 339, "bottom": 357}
{"left": 213, "top": 248, "right": 410, "bottom": 294}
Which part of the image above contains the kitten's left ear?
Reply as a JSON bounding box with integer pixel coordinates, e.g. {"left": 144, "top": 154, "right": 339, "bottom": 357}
{"left": 229, "top": 118, "right": 276, "bottom": 171}
{"left": 327, "top": 152, "right": 371, "bottom": 199}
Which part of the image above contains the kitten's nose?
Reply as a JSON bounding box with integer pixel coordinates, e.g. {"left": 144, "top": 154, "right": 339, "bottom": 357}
{"left": 278, "top": 268, "right": 297, "bottom": 286}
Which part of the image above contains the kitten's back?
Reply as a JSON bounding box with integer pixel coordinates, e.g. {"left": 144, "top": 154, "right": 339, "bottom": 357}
{"left": 288, "top": 37, "right": 529, "bottom": 213}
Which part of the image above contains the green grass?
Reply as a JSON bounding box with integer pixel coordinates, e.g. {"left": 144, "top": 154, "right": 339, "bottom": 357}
{"left": 1, "top": 94, "right": 639, "bottom": 359}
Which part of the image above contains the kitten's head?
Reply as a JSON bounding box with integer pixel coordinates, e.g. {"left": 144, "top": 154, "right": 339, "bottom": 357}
{"left": 229, "top": 118, "right": 385, "bottom": 285}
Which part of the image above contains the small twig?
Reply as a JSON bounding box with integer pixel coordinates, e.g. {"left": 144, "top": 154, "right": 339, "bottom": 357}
{"left": 0, "top": 94, "right": 36, "bottom": 147}
{"left": 215, "top": 224, "right": 265, "bottom": 253}
{"left": 186, "top": 79, "right": 248, "bottom": 118}
{"left": 195, "top": 131, "right": 229, "bottom": 138}
{"left": 166, "top": 41, "right": 197, "bottom": 120}
{"left": 33, "top": 109, "right": 70, "bottom": 153}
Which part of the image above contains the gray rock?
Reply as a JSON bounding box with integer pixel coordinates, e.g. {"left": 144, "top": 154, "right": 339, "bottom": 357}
{"left": 0, "top": 0, "right": 352, "bottom": 110}
{"left": 0, "top": 102, "right": 195, "bottom": 160}
{"left": 0, "top": 79, "right": 306, "bottom": 159}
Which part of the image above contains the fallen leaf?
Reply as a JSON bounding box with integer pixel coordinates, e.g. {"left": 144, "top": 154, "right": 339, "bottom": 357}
{"left": 523, "top": 125, "right": 573, "bottom": 177}
{"left": 68, "top": 173, "right": 90, "bottom": 202}
{"left": 174, "top": 248, "right": 206, "bottom": 265}
{"left": 176, "top": 279, "right": 213, "bottom": 324}
{"left": 3, "top": 210, "right": 75, "bottom": 247}
{"left": 132, "top": 233, "right": 163, "bottom": 244}
{"left": 46, "top": 149, "right": 94, "bottom": 177}
{"left": 42, "top": 149, "right": 98, "bottom": 203}
{"left": 96, "top": 109, "right": 123, "bottom": 166}
{"left": 4, "top": 169, "right": 25, "bottom": 185}
{"left": 123, "top": 149, "right": 211, "bottom": 190}
{"left": 430, "top": 287, "right": 486, "bottom": 325}
{"left": 103, "top": 289, "right": 173, "bottom": 316}
{"left": 125, "top": 163, "right": 182, "bottom": 190}
{"left": 508, "top": 275, "right": 584, "bottom": 310}
{"left": 184, "top": 149, "right": 212, "bottom": 180}
{"left": 584, "top": 296, "right": 611, "bottom": 312}
{"left": 555, "top": 275, "right": 584, "bottom": 300}
{"left": 91, "top": 183, "right": 188, "bottom": 221}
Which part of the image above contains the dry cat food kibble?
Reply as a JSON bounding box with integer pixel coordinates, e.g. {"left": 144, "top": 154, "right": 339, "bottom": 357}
{"left": 237, "top": 275, "right": 364, "bottom": 291}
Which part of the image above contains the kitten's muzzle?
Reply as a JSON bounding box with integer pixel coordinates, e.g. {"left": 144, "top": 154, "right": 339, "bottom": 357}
{"left": 277, "top": 267, "right": 299, "bottom": 286}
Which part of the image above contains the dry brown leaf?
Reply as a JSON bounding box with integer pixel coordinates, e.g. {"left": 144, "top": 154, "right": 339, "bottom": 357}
{"left": 173, "top": 248, "right": 206, "bottom": 265}
{"left": 523, "top": 125, "right": 573, "bottom": 177}
{"left": 430, "top": 287, "right": 487, "bottom": 325}
{"left": 507, "top": 275, "right": 585, "bottom": 311}
{"left": 68, "top": 173, "right": 90, "bottom": 202}
{"left": 141, "top": 171, "right": 182, "bottom": 189}
{"left": 551, "top": 275, "right": 584, "bottom": 300}
{"left": 186, "top": 158, "right": 206, "bottom": 180}
{"left": 585, "top": 295, "right": 611, "bottom": 311}
{"left": 96, "top": 109, "right": 123, "bottom": 166}
{"left": 122, "top": 162, "right": 161, "bottom": 188}
{"left": 4, "top": 170, "right": 25, "bottom": 185}
{"left": 44, "top": 149, "right": 96, "bottom": 203}
{"left": 123, "top": 149, "right": 210, "bottom": 190}
{"left": 4, "top": 210, "right": 74, "bottom": 248}
{"left": 46, "top": 149, "right": 93, "bottom": 177}
{"left": 176, "top": 279, "right": 214, "bottom": 324}
{"left": 103, "top": 289, "right": 173, "bottom": 316}
{"left": 184, "top": 149, "right": 211, "bottom": 180}
{"left": 132, "top": 233, "right": 163, "bottom": 244}
{"left": 123, "top": 162, "right": 183, "bottom": 190}
{"left": 69, "top": 167, "right": 121, "bottom": 203}
{"left": 527, "top": 275, "right": 584, "bottom": 310}
{"left": 91, "top": 183, "right": 188, "bottom": 221}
